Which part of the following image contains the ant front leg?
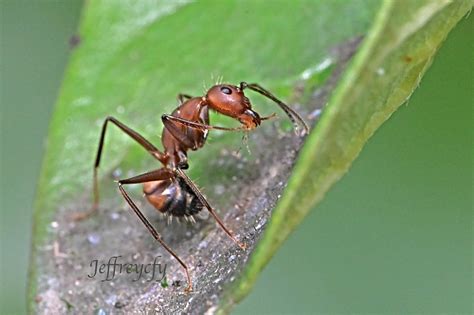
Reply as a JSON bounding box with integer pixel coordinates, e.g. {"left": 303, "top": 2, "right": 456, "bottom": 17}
{"left": 72, "top": 116, "right": 166, "bottom": 221}
{"left": 162, "top": 114, "right": 248, "bottom": 133}
{"left": 162, "top": 112, "right": 277, "bottom": 134}
{"left": 175, "top": 168, "right": 247, "bottom": 250}
{"left": 117, "top": 168, "right": 193, "bottom": 293}
{"left": 161, "top": 113, "right": 254, "bottom": 153}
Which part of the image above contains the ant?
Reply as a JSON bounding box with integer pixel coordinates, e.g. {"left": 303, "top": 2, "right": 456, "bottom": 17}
{"left": 74, "top": 81, "right": 309, "bottom": 292}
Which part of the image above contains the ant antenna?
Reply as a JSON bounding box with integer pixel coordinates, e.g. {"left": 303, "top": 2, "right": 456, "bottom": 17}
{"left": 239, "top": 82, "right": 309, "bottom": 136}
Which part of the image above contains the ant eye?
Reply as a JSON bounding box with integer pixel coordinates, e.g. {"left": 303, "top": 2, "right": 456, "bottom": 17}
{"left": 220, "top": 86, "right": 232, "bottom": 95}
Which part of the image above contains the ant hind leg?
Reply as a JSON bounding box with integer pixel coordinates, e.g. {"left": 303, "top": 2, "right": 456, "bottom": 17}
{"left": 72, "top": 116, "right": 166, "bottom": 221}
{"left": 175, "top": 168, "right": 247, "bottom": 250}
{"left": 117, "top": 168, "right": 193, "bottom": 293}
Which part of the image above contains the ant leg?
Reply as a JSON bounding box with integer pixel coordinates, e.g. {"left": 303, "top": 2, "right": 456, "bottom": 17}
{"left": 117, "top": 168, "right": 193, "bottom": 292}
{"left": 162, "top": 114, "right": 250, "bottom": 154}
{"left": 73, "top": 116, "right": 166, "bottom": 221}
{"left": 161, "top": 116, "right": 199, "bottom": 149}
{"left": 239, "top": 82, "right": 309, "bottom": 135}
{"left": 162, "top": 114, "right": 267, "bottom": 156}
{"left": 162, "top": 114, "right": 247, "bottom": 132}
{"left": 175, "top": 168, "right": 247, "bottom": 250}
{"left": 177, "top": 93, "right": 193, "bottom": 105}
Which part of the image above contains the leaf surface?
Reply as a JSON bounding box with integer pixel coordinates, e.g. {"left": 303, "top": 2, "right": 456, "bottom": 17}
{"left": 28, "top": 0, "right": 471, "bottom": 313}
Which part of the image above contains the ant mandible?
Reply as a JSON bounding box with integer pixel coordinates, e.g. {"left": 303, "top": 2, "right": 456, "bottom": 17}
{"left": 75, "top": 81, "right": 309, "bottom": 292}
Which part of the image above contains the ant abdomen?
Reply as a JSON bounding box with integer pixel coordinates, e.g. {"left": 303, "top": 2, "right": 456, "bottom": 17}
{"left": 143, "top": 176, "right": 203, "bottom": 218}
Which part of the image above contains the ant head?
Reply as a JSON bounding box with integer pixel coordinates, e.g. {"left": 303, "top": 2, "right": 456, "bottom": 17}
{"left": 205, "top": 84, "right": 261, "bottom": 129}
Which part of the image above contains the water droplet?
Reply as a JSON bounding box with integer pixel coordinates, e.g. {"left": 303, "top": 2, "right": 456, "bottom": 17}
{"left": 47, "top": 278, "right": 58, "bottom": 288}
{"left": 198, "top": 241, "right": 208, "bottom": 250}
{"left": 96, "top": 308, "right": 107, "bottom": 315}
{"left": 112, "top": 168, "right": 122, "bottom": 178}
{"left": 87, "top": 233, "right": 101, "bottom": 245}
{"left": 105, "top": 294, "right": 117, "bottom": 305}
{"left": 116, "top": 105, "right": 125, "bottom": 114}
{"left": 301, "top": 57, "right": 333, "bottom": 80}
{"left": 110, "top": 212, "right": 120, "bottom": 220}
{"left": 255, "top": 218, "right": 265, "bottom": 230}
{"left": 309, "top": 108, "right": 322, "bottom": 119}
{"left": 213, "top": 130, "right": 224, "bottom": 137}
{"left": 72, "top": 96, "right": 92, "bottom": 107}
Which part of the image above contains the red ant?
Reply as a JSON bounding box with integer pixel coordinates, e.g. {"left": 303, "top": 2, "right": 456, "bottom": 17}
{"left": 75, "top": 81, "right": 309, "bottom": 292}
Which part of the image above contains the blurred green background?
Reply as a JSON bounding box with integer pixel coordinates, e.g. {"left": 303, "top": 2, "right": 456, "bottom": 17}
{"left": 0, "top": 2, "right": 471, "bottom": 314}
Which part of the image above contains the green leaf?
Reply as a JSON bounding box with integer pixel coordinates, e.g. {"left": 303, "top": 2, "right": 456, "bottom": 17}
{"left": 28, "top": 0, "right": 471, "bottom": 313}
{"left": 224, "top": 0, "right": 473, "bottom": 311}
